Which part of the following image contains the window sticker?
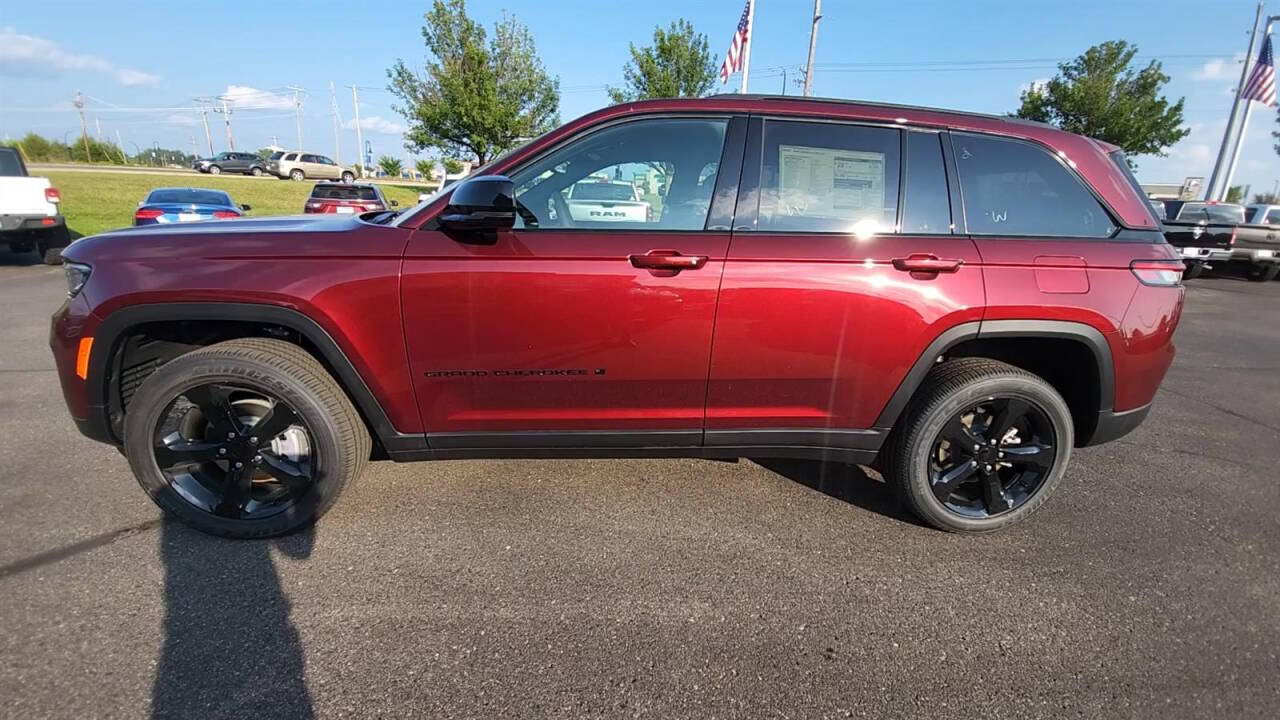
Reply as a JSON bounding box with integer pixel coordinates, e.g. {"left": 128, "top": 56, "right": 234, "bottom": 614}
{"left": 778, "top": 145, "right": 886, "bottom": 219}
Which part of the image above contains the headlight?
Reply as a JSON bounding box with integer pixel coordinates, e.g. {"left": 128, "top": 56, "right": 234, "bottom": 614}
{"left": 64, "top": 262, "right": 91, "bottom": 298}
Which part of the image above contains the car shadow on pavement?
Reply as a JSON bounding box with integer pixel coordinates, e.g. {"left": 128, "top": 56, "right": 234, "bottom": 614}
{"left": 753, "top": 458, "right": 928, "bottom": 528}
{"left": 152, "top": 518, "right": 315, "bottom": 720}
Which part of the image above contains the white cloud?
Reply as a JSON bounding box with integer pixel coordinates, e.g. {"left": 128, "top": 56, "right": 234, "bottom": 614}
{"left": 165, "top": 112, "right": 200, "bottom": 126}
{"left": 0, "top": 27, "right": 160, "bottom": 85}
{"left": 343, "top": 115, "right": 407, "bottom": 135}
{"left": 1193, "top": 55, "right": 1243, "bottom": 81}
{"left": 1169, "top": 143, "right": 1214, "bottom": 164}
{"left": 1018, "top": 78, "right": 1049, "bottom": 96}
{"left": 222, "top": 85, "right": 294, "bottom": 110}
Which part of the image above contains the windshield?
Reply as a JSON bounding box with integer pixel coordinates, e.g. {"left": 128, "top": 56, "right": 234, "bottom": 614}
{"left": 311, "top": 185, "right": 378, "bottom": 200}
{"left": 1177, "top": 203, "right": 1246, "bottom": 224}
{"left": 0, "top": 148, "right": 25, "bottom": 176}
{"left": 147, "top": 189, "right": 232, "bottom": 206}
{"left": 571, "top": 182, "right": 636, "bottom": 201}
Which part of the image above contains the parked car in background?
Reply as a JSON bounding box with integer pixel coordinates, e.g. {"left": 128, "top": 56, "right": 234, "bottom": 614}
{"left": 565, "top": 179, "right": 652, "bottom": 223}
{"left": 304, "top": 182, "right": 397, "bottom": 214}
{"left": 0, "top": 146, "right": 68, "bottom": 264}
{"left": 133, "top": 188, "right": 249, "bottom": 226}
{"left": 1160, "top": 200, "right": 1241, "bottom": 279}
{"left": 268, "top": 151, "right": 354, "bottom": 183}
{"left": 194, "top": 152, "right": 269, "bottom": 176}
{"left": 54, "top": 96, "right": 1185, "bottom": 539}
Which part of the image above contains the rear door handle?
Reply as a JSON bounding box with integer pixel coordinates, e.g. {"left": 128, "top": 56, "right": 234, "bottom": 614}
{"left": 891, "top": 254, "right": 963, "bottom": 274}
{"left": 629, "top": 250, "right": 708, "bottom": 271}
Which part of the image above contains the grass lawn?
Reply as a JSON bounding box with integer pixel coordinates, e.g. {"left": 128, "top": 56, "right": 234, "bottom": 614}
{"left": 45, "top": 170, "right": 429, "bottom": 238}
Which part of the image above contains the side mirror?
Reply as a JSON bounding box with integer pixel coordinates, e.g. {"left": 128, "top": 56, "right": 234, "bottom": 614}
{"left": 439, "top": 175, "right": 516, "bottom": 231}
{"left": 390, "top": 200, "right": 399, "bottom": 207}
{"left": 240, "top": 204, "right": 251, "bottom": 211}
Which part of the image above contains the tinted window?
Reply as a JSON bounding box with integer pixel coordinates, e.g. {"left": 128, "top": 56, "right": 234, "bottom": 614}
{"left": 511, "top": 117, "right": 728, "bottom": 230}
{"left": 269, "top": 151, "right": 284, "bottom": 161}
{"left": 1266, "top": 209, "right": 1280, "bottom": 225}
{"left": 284, "top": 153, "right": 298, "bottom": 161}
{"left": 301, "top": 154, "right": 319, "bottom": 163}
{"left": 1176, "top": 203, "right": 1245, "bottom": 224}
{"left": 311, "top": 185, "right": 378, "bottom": 200}
{"left": 316, "top": 156, "right": 335, "bottom": 165}
{"left": 147, "top": 189, "right": 232, "bottom": 205}
{"left": 570, "top": 182, "right": 636, "bottom": 201}
{"left": 953, "top": 133, "right": 1114, "bottom": 237}
{"left": 901, "top": 132, "right": 951, "bottom": 234}
{"left": 758, "top": 120, "right": 900, "bottom": 233}
{"left": 0, "top": 148, "right": 24, "bottom": 176}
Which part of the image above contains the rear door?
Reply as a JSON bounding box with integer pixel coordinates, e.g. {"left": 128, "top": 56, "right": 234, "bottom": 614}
{"left": 400, "top": 114, "right": 746, "bottom": 447}
{"left": 706, "top": 118, "right": 984, "bottom": 449}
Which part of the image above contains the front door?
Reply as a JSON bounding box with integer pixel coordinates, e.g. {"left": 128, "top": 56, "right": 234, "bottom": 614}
{"left": 401, "top": 115, "right": 745, "bottom": 448}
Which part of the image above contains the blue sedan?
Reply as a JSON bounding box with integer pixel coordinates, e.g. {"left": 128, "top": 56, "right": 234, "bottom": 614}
{"left": 133, "top": 188, "right": 250, "bottom": 226}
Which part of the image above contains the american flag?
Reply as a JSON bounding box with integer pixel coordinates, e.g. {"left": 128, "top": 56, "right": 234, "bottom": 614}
{"left": 1241, "top": 36, "right": 1276, "bottom": 108}
{"left": 719, "top": 0, "right": 752, "bottom": 84}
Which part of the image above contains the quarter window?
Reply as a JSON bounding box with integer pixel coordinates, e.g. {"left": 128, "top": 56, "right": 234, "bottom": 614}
{"left": 757, "top": 120, "right": 900, "bottom": 233}
{"left": 901, "top": 132, "right": 952, "bottom": 234}
{"left": 1263, "top": 209, "right": 1280, "bottom": 225}
{"left": 953, "top": 133, "right": 1114, "bottom": 237}
{"left": 510, "top": 117, "right": 728, "bottom": 230}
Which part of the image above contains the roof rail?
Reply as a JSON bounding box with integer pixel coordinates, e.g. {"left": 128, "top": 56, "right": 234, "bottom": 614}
{"left": 703, "top": 93, "right": 1051, "bottom": 128}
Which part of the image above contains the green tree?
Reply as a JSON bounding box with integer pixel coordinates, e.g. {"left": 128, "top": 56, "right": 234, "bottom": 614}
{"left": 442, "top": 157, "right": 464, "bottom": 175}
{"left": 1253, "top": 192, "right": 1279, "bottom": 205}
{"left": 378, "top": 155, "right": 404, "bottom": 177}
{"left": 387, "top": 0, "right": 560, "bottom": 165}
{"left": 607, "top": 19, "right": 717, "bottom": 103}
{"left": 415, "top": 158, "right": 435, "bottom": 179}
{"left": 1226, "top": 185, "right": 1247, "bottom": 204}
{"left": 1015, "top": 40, "right": 1189, "bottom": 161}
{"left": 255, "top": 148, "right": 274, "bottom": 161}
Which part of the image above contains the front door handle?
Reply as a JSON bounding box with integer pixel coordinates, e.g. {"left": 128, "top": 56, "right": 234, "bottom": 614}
{"left": 629, "top": 250, "right": 708, "bottom": 271}
{"left": 891, "top": 254, "right": 964, "bottom": 274}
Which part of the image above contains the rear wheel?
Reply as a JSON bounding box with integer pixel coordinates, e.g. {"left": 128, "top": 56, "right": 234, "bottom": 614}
{"left": 883, "top": 358, "right": 1073, "bottom": 533}
{"left": 250, "top": 166, "right": 264, "bottom": 177}
{"left": 123, "top": 338, "right": 370, "bottom": 538}
{"left": 1246, "top": 263, "right": 1280, "bottom": 282}
{"left": 289, "top": 169, "right": 304, "bottom": 181}
{"left": 1182, "top": 262, "right": 1204, "bottom": 280}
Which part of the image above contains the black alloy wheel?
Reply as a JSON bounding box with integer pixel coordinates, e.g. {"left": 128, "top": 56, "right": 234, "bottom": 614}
{"left": 153, "top": 382, "right": 315, "bottom": 521}
{"left": 928, "top": 396, "right": 1056, "bottom": 518}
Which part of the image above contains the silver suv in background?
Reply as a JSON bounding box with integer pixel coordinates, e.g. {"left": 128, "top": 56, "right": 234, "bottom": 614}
{"left": 268, "top": 151, "right": 354, "bottom": 183}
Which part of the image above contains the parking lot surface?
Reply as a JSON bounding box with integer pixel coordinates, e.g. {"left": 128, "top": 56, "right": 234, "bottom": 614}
{"left": 1, "top": 252, "right": 1278, "bottom": 719}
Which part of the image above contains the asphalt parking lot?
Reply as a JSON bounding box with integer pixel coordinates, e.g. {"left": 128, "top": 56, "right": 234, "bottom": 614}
{"left": 1, "top": 251, "right": 1278, "bottom": 719}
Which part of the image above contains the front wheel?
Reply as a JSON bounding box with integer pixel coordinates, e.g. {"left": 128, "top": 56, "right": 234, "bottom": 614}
{"left": 1246, "top": 263, "right": 1280, "bottom": 282}
{"left": 882, "top": 358, "right": 1073, "bottom": 533}
{"left": 208, "top": 165, "right": 221, "bottom": 175}
{"left": 123, "top": 338, "right": 370, "bottom": 538}
{"left": 250, "top": 166, "right": 264, "bottom": 177}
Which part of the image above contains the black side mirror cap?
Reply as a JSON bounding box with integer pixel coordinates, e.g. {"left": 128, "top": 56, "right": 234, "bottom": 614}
{"left": 390, "top": 200, "right": 399, "bottom": 207}
{"left": 439, "top": 175, "right": 516, "bottom": 231}
{"left": 240, "top": 204, "right": 251, "bottom": 211}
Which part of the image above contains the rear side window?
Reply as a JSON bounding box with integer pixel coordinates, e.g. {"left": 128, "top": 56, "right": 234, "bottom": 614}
{"left": 0, "top": 148, "right": 24, "bottom": 176}
{"left": 901, "top": 132, "right": 952, "bottom": 234}
{"left": 953, "top": 133, "right": 1114, "bottom": 237}
{"left": 311, "top": 185, "right": 378, "bottom": 200}
{"left": 1266, "top": 209, "right": 1280, "bottom": 225}
{"left": 758, "top": 120, "right": 900, "bottom": 233}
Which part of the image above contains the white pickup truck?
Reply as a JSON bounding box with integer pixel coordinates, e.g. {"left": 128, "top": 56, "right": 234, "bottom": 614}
{"left": 565, "top": 180, "right": 652, "bottom": 224}
{"left": 0, "top": 147, "right": 69, "bottom": 264}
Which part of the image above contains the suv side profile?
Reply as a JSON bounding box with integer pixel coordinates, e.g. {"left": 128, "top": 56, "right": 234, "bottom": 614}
{"left": 269, "top": 151, "right": 354, "bottom": 183}
{"left": 195, "top": 152, "right": 268, "bottom": 176}
{"left": 51, "top": 96, "right": 1184, "bottom": 539}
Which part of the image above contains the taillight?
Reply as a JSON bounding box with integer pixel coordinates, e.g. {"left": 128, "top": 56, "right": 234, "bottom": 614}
{"left": 134, "top": 208, "right": 164, "bottom": 220}
{"left": 45, "top": 187, "right": 61, "bottom": 204}
{"left": 1130, "top": 259, "right": 1184, "bottom": 287}
{"left": 212, "top": 210, "right": 239, "bottom": 219}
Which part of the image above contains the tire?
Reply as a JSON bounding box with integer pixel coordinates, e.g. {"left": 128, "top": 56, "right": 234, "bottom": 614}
{"left": 36, "top": 227, "right": 70, "bottom": 265}
{"left": 208, "top": 165, "right": 222, "bottom": 175}
{"left": 123, "top": 338, "right": 370, "bottom": 538}
{"left": 1246, "top": 263, "right": 1280, "bottom": 282}
{"left": 251, "top": 166, "right": 264, "bottom": 177}
{"left": 341, "top": 171, "right": 354, "bottom": 184}
{"left": 289, "top": 169, "right": 305, "bottom": 181}
{"left": 882, "top": 358, "right": 1074, "bottom": 533}
{"left": 1182, "top": 263, "right": 1204, "bottom": 280}
{"left": 38, "top": 243, "right": 63, "bottom": 265}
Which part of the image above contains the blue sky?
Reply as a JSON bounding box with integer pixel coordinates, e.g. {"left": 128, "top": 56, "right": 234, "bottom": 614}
{"left": 1, "top": 0, "right": 1276, "bottom": 194}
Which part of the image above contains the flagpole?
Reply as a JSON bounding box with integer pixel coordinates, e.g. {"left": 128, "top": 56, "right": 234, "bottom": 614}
{"left": 740, "top": 0, "right": 756, "bottom": 93}
{"left": 1223, "top": 18, "right": 1277, "bottom": 196}
{"left": 1207, "top": 1, "right": 1264, "bottom": 202}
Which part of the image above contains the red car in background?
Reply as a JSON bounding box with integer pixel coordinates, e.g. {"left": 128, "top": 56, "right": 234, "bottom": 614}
{"left": 303, "top": 182, "right": 397, "bottom": 214}
{"left": 51, "top": 95, "right": 1184, "bottom": 539}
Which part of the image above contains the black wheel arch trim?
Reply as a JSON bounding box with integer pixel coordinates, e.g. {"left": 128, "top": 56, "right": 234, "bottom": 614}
{"left": 85, "top": 302, "right": 426, "bottom": 452}
{"left": 872, "top": 319, "right": 1116, "bottom": 432}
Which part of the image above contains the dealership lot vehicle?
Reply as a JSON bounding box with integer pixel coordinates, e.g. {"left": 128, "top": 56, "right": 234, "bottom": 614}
{"left": 268, "top": 151, "right": 354, "bottom": 182}
{"left": 304, "top": 182, "right": 396, "bottom": 214}
{"left": 133, "top": 187, "right": 250, "bottom": 226}
{"left": 51, "top": 96, "right": 1184, "bottom": 538}
{"left": 194, "top": 152, "right": 269, "bottom": 177}
{"left": 0, "top": 147, "right": 69, "bottom": 264}
{"left": 565, "top": 179, "right": 652, "bottom": 222}
{"left": 1160, "top": 200, "right": 1243, "bottom": 279}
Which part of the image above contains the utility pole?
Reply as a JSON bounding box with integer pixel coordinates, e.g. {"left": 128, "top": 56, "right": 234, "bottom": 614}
{"left": 215, "top": 99, "right": 235, "bottom": 151}
{"left": 329, "top": 82, "right": 342, "bottom": 164}
{"left": 197, "top": 105, "right": 214, "bottom": 156}
{"left": 1207, "top": 2, "right": 1264, "bottom": 201}
{"left": 803, "top": 0, "right": 822, "bottom": 96}
{"left": 780, "top": 68, "right": 788, "bottom": 95}
{"left": 1223, "top": 14, "right": 1278, "bottom": 195}
{"left": 287, "top": 85, "right": 305, "bottom": 149}
{"left": 73, "top": 91, "right": 92, "bottom": 162}
{"left": 348, "top": 85, "right": 365, "bottom": 177}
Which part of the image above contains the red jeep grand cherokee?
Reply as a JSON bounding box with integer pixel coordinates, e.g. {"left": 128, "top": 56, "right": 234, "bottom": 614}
{"left": 50, "top": 96, "right": 1184, "bottom": 538}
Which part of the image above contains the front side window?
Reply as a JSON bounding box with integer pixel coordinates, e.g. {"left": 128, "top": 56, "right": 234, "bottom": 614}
{"left": 953, "top": 133, "right": 1114, "bottom": 237}
{"left": 758, "top": 120, "right": 900, "bottom": 233}
{"left": 301, "top": 154, "right": 319, "bottom": 163}
{"left": 284, "top": 153, "right": 298, "bottom": 161}
{"left": 510, "top": 117, "right": 728, "bottom": 231}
